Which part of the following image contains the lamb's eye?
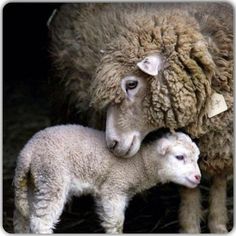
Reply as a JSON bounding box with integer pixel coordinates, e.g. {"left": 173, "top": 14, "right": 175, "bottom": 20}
{"left": 126, "top": 80, "right": 138, "bottom": 90}
{"left": 175, "top": 155, "right": 184, "bottom": 160}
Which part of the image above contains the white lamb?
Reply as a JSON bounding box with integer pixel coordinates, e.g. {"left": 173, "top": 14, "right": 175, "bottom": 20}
{"left": 13, "top": 125, "right": 201, "bottom": 234}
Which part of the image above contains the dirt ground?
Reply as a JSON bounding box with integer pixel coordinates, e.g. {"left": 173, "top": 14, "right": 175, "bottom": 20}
{"left": 3, "top": 3, "right": 233, "bottom": 233}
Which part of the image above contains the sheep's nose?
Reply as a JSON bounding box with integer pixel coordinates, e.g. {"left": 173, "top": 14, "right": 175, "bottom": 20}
{"left": 194, "top": 175, "right": 201, "bottom": 182}
{"left": 108, "top": 140, "right": 118, "bottom": 150}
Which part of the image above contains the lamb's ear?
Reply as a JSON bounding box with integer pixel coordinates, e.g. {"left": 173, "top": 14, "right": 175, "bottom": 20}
{"left": 137, "top": 53, "right": 162, "bottom": 76}
{"left": 157, "top": 138, "right": 171, "bottom": 156}
{"left": 176, "top": 132, "right": 192, "bottom": 143}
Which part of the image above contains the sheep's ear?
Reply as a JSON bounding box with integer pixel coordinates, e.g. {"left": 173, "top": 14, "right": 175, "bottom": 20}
{"left": 137, "top": 53, "right": 162, "bottom": 76}
{"left": 157, "top": 138, "right": 170, "bottom": 156}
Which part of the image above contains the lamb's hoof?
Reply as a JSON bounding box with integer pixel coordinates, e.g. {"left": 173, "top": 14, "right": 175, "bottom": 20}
{"left": 179, "top": 227, "right": 200, "bottom": 234}
{"left": 209, "top": 224, "right": 228, "bottom": 233}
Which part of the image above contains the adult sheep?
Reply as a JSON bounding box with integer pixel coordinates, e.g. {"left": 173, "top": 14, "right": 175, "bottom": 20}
{"left": 48, "top": 3, "right": 233, "bottom": 233}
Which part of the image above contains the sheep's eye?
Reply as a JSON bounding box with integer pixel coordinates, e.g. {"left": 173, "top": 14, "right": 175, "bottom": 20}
{"left": 126, "top": 80, "right": 138, "bottom": 90}
{"left": 175, "top": 155, "right": 184, "bottom": 160}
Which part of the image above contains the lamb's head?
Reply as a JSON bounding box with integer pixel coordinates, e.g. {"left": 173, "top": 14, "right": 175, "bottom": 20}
{"left": 156, "top": 132, "right": 201, "bottom": 188}
{"left": 90, "top": 16, "right": 215, "bottom": 158}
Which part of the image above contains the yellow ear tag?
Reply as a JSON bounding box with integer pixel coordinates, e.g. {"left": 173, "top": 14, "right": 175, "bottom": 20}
{"left": 207, "top": 93, "right": 228, "bottom": 118}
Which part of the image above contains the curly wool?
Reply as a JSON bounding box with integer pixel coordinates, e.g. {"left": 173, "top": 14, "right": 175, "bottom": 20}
{"left": 89, "top": 9, "right": 216, "bottom": 133}
{"left": 199, "top": 127, "right": 233, "bottom": 176}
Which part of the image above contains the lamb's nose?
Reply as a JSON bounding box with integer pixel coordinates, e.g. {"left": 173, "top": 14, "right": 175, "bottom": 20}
{"left": 108, "top": 140, "right": 118, "bottom": 150}
{"left": 195, "top": 175, "right": 201, "bottom": 182}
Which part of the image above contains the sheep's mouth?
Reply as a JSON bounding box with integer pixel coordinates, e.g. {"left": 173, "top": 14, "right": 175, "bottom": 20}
{"left": 125, "top": 135, "right": 136, "bottom": 157}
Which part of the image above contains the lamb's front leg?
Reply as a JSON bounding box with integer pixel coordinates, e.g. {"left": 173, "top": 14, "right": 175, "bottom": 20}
{"left": 208, "top": 174, "right": 228, "bottom": 233}
{"left": 96, "top": 193, "right": 128, "bottom": 233}
{"left": 179, "top": 187, "right": 201, "bottom": 233}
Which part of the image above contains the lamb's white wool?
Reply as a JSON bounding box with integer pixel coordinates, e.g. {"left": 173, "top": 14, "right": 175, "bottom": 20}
{"left": 14, "top": 125, "right": 200, "bottom": 233}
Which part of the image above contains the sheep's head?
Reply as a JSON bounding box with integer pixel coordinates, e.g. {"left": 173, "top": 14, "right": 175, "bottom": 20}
{"left": 105, "top": 75, "right": 155, "bottom": 157}
{"left": 156, "top": 132, "right": 201, "bottom": 188}
{"left": 90, "top": 16, "right": 215, "bottom": 157}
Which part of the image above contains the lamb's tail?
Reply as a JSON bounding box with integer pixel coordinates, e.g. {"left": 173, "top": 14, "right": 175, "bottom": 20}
{"left": 14, "top": 152, "right": 32, "bottom": 218}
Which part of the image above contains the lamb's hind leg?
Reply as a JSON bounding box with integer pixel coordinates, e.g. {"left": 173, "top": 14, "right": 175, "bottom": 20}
{"left": 30, "top": 174, "right": 70, "bottom": 233}
{"left": 13, "top": 209, "right": 30, "bottom": 233}
{"left": 179, "top": 187, "right": 202, "bottom": 233}
{"left": 208, "top": 174, "right": 228, "bottom": 233}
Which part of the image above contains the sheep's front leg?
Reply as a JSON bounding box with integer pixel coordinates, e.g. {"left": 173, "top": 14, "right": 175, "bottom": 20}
{"left": 96, "top": 194, "right": 128, "bottom": 233}
{"left": 208, "top": 174, "right": 228, "bottom": 233}
{"left": 179, "top": 187, "right": 201, "bottom": 233}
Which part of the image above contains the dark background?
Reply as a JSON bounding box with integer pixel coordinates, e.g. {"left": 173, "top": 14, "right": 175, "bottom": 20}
{"left": 3, "top": 3, "right": 233, "bottom": 233}
{"left": 3, "top": 2, "right": 62, "bottom": 232}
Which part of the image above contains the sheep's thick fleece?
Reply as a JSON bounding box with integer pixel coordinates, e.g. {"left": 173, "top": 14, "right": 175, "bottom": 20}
{"left": 14, "top": 125, "right": 200, "bottom": 233}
